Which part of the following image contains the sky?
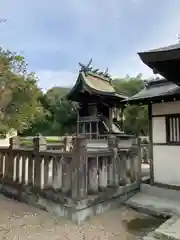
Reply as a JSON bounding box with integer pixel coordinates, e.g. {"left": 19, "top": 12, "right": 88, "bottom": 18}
{"left": 1, "top": 0, "right": 180, "bottom": 91}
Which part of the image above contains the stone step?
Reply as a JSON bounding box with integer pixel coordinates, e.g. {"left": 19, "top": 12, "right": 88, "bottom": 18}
{"left": 154, "top": 215, "right": 180, "bottom": 240}
{"left": 143, "top": 216, "right": 180, "bottom": 240}
{"left": 141, "top": 184, "right": 180, "bottom": 202}
{"left": 126, "top": 192, "right": 180, "bottom": 218}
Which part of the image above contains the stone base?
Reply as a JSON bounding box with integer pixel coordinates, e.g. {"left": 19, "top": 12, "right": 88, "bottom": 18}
{"left": 38, "top": 183, "right": 139, "bottom": 224}
{"left": 126, "top": 184, "right": 180, "bottom": 218}
{"left": 0, "top": 182, "right": 139, "bottom": 224}
{"left": 143, "top": 216, "right": 180, "bottom": 240}
{"left": 126, "top": 184, "right": 180, "bottom": 240}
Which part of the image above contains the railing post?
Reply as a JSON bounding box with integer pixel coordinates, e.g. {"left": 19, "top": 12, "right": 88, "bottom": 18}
{"left": 62, "top": 157, "right": 71, "bottom": 194}
{"left": 98, "top": 156, "right": 108, "bottom": 191}
{"left": 88, "top": 157, "right": 98, "bottom": 193}
{"left": 63, "top": 134, "right": 68, "bottom": 152}
{"left": 71, "top": 136, "right": 87, "bottom": 199}
{"left": 52, "top": 155, "right": 63, "bottom": 190}
{"left": 33, "top": 136, "right": 47, "bottom": 188}
{"left": 6, "top": 137, "right": 20, "bottom": 181}
{"left": 108, "top": 135, "right": 119, "bottom": 187}
{"left": 9, "top": 137, "right": 20, "bottom": 149}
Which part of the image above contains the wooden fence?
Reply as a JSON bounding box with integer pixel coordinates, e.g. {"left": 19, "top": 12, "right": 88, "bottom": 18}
{"left": 0, "top": 135, "right": 141, "bottom": 200}
{"left": 20, "top": 136, "right": 74, "bottom": 151}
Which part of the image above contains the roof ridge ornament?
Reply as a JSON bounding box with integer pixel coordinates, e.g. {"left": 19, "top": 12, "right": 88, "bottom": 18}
{"left": 79, "top": 59, "right": 92, "bottom": 73}
{"left": 79, "top": 59, "right": 112, "bottom": 81}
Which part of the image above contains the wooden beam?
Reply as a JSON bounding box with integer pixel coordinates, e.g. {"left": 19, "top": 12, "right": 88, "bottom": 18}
{"left": 148, "top": 103, "right": 154, "bottom": 185}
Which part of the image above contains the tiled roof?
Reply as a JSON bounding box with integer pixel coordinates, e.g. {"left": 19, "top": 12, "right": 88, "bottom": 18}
{"left": 124, "top": 79, "right": 180, "bottom": 103}
{"left": 66, "top": 68, "right": 127, "bottom": 101}
{"left": 82, "top": 72, "right": 115, "bottom": 93}
{"left": 139, "top": 43, "right": 180, "bottom": 54}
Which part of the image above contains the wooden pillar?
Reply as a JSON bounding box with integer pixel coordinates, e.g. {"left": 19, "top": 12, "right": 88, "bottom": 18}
{"left": 63, "top": 135, "right": 68, "bottom": 152}
{"left": 98, "top": 157, "right": 108, "bottom": 191}
{"left": 108, "top": 135, "right": 119, "bottom": 186}
{"left": 77, "top": 111, "right": 80, "bottom": 135}
{"left": 71, "top": 137, "right": 87, "bottom": 199}
{"left": 82, "top": 124, "right": 85, "bottom": 135}
{"left": 120, "top": 105, "right": 125, "bottom": 130}
{"left": 89, "top": 122, "right": 92, "bottom": 139}
{"left": 109, "top": 107, "right": 113, "bottom": 132}
{"left": 33, "top": 136, "right": 47, "bottom": 188}
{"left": 96, "top": 121, "right": 99, "bottom": 139}
{"left": 107, "top": 157, "right": 113, "bottom": 186}
{"left": 148, "top": 103, "right": 154, "bottom": 184}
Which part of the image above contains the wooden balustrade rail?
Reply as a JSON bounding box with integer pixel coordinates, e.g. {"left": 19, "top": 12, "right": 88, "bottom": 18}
{"left": 0, "top": 135, "right": 142, "bottom": 201}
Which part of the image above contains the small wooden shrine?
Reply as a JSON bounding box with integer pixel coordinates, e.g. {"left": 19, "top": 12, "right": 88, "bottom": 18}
{"left": 66, "top": 60, "right": 127, "bottom": 138}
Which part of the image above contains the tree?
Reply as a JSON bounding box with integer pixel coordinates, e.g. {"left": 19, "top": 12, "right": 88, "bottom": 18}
{"left": 23, "top": 74, "right": 148, "bottom": 137}
{"left": 113, "top": 74, "right": 144, "bottom": 96}
{"left": 24, "top": 87, "right": 77, "bottom": 136}
{"left": 0, "top": 48, "right": 45, "bottom": 134}
{"left": 44, "top": 87, "right": 77, "bottom": 135}
{"left": 113, "top": 75, "right": 148, "bottom": 136}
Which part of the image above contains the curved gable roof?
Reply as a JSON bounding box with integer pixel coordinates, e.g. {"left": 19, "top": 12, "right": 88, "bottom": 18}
{"left": 66, "top": 70, "right": 127, "bottom": 102}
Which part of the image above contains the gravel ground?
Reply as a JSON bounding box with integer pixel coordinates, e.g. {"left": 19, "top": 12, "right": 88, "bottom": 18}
{"left": 0, "top": 195, "right": 147, "bottom": 240}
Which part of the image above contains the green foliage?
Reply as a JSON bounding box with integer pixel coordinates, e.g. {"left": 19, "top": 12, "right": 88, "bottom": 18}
{"left": 44, "top": 87, "right": 77, "bottom": 135}
{"left": 24, "top": 74, "right": 148, "bottom": 136}
{"left": 0, "top": 48, "right": 45, "bottom": 133}
{"left": 113, "top": 74, "right": 144, "bottom": 96}
{"left": 0, "top": 47, "right": 147, "bottom": 137}
{"left": 123, "top": 105, "right": 148, "bottom": 136}
{"left": 113, "top": 74, "right": 148, "bottom": 136}
{"left": 23, "top": 87, "right": 77, "bottom": 136}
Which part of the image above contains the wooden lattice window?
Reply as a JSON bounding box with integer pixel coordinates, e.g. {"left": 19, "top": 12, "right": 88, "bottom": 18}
{"left": 166, "top": 115, "right": 180, "bottom": 143}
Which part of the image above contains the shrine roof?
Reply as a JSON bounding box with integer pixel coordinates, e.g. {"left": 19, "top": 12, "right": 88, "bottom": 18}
{"left": 138, "top": 42, "right": 180, "bottom": 86}
{"left": 65, "top": 61, "right": 127, "bottom": 102}
{"left": 123, "top": 78, "right": 180, "bottom": 104}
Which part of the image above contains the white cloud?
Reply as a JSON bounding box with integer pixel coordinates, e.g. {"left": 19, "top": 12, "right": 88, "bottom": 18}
{"left": 110, "top": 1, "right": 180, "bottom": 79}
{"left": 37, "top": 70, "right": 77, "bottom": 91}
{"left": 2, "top": 0, "right": 180, "bottom": 89}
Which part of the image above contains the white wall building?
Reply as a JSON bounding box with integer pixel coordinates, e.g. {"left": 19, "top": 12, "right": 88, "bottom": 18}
{"left": 125, "top": 42, "right": 180, "bottom": 190}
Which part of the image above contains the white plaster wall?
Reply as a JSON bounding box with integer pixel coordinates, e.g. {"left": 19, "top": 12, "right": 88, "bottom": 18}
{"left": 152, "top": 117, "right": 166, "bottom": 143}
{"left": 153, "top": 145, "right": 180, "bottom": 186}
{"left": 152, "top": 101, "right": 180, "bottom": 115}
{"left": 152, "top": 101, "right": 180, "bottom": 186}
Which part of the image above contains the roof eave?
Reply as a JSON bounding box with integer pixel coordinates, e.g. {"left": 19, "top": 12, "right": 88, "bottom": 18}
{"left": 122, "top": 93, "right": 180, "bottom": 105}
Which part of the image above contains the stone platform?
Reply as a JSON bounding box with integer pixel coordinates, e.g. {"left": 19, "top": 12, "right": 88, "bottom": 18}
{"left": 126, "top": 184, "right": 180, "bottom": 217}
{"left": 126, "top": 184, "right": 180, "bottom": 240}
{"left": 0, "top": 182, "right": 139, "bottom": 224}
{"left": 144, "top": 215, "right": 180, "bottom": 240}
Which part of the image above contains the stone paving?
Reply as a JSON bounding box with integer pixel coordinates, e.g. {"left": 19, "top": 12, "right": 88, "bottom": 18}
{"left": 0, "top": 194, "right": 146, "bottom": 240}
{"left": 127, "top": 184, "right": 180, "bottom": 240}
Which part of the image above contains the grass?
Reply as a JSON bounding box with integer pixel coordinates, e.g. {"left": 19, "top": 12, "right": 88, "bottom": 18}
{"left": 20, "top": 136, "right": 64, "bottom": 147}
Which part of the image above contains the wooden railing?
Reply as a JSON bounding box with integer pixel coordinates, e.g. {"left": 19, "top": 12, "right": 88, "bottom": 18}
{"left": 0, "top": 135, "right": 141, "bottom": 201}
{"left": 20, "top": 135, "right": 74, "bottom": 151}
